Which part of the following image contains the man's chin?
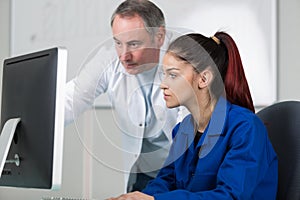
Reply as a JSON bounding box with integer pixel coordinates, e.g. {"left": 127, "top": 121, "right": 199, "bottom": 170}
{"left": 125, "top": 68, "right": 140, "bottom": 75}
{"left": 124, "top": 65, "right": 157, "bottom": 75}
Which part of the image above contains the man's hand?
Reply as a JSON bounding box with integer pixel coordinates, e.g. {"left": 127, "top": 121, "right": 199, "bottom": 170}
{"left": 106, "top": 191, "right": 154, "bottom": 200}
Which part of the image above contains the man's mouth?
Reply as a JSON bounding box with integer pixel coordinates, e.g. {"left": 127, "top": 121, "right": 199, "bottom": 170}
{"left": 123, "top": 62, "right": 137, "bottom": 69}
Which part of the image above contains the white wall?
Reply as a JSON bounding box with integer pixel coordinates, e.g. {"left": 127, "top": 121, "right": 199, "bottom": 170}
{"left": 0, "top": 0, "right": 10, "bottom": 100}
{"left": 0, "top": 0, "right": 10, "bottom": 59}
{"left": 278, "top": 0, "right": 300, "bottom": 101}
{"left": 0, "top": 0, "right": 300, "bottom": 199}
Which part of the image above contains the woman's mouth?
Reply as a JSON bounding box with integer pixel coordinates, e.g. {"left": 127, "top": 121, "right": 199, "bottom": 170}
{"left": 163, "top": 93, "right": 171, "bottom": 100}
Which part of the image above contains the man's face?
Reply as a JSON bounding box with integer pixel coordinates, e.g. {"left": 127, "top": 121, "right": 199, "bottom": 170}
{"left": 112, "top": 14, "right": 164, "bottom": 75}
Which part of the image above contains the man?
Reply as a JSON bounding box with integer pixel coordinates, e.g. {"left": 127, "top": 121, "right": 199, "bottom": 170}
{"left": 65, "top": 0, "right": 186, "bottom": 192}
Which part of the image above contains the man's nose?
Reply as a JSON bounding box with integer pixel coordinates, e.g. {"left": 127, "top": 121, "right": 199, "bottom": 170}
{"left": 119, "top": 47, "right": 132, "bottom": 61}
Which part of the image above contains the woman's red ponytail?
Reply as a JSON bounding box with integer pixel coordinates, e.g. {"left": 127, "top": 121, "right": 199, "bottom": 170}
{"left": 215, "top": 32, "right": 255, "bottom": 112}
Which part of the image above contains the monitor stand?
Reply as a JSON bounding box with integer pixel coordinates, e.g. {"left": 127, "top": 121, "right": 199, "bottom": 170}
{"left": 0, "top": 118, "right": 21, "bottom": 177}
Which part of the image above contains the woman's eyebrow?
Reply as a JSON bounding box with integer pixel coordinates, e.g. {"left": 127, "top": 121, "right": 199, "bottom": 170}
{"left": 165, "top": 67, "right": 180, "bottom": 72}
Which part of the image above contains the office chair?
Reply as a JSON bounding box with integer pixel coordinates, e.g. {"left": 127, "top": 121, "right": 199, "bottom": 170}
{"left": 256, "top": 101, "right": 300, "bottom": 200}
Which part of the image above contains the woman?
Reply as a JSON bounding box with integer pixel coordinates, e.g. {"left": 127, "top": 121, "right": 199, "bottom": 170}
{"left": 108, "top": 32, "right": 278, "bottom": 200}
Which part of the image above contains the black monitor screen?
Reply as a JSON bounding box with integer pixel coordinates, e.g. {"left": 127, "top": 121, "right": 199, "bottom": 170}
{"left": 0, "top": 47, "right": 67, "bottom": 189}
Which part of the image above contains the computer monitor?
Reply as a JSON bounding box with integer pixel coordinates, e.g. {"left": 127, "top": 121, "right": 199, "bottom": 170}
{"left": 0, "top": 47, "right": 67, "bottom": 190}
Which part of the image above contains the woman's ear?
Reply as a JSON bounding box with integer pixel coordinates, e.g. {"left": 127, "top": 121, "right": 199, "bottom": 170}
{"left": 198, "top": 69, "right": 213, "bottom": 89}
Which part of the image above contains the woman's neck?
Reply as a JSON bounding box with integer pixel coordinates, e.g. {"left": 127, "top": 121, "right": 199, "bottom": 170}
{"left": 189, "top": 96, "right": 217, "bottom": 133}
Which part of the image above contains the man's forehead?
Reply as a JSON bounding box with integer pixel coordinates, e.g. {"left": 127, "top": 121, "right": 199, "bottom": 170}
{"left": 113, "top": 28, "right": 150, "bottom": 42}
{"left": 112, "top": 14, "right": 144, "bottom": 31}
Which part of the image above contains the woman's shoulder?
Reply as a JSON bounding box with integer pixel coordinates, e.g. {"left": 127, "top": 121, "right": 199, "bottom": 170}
{"left": 228, "top": 103, "right": 265, "bottom": 129}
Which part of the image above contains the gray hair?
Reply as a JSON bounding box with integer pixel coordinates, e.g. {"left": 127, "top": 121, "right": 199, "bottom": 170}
{"left": 110, "top": 0, "right": 165, "bottom": 36}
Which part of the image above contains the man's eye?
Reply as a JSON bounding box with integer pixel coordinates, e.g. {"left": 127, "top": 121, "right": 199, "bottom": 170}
{"left": 129, "top": 42, "right": 141, "bottom": 49}
{"left": 114, "top": 41, "right": 122, "bottom": 48}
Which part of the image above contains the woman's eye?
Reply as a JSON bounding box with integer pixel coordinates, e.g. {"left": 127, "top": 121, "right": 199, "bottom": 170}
{"left": 169, "top": 73, "right": 177, "bottom": 79}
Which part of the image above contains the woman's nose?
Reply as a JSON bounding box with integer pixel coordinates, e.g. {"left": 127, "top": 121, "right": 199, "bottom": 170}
{"left": 160, "top": 81, "right": 168, "bottom": 90}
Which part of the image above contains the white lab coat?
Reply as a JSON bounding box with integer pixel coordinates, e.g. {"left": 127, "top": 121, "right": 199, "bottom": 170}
{"left": 65, "top": 29, "right": 189, "bottom": 190}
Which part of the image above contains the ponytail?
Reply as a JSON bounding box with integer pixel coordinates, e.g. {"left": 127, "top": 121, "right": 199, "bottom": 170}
{"left": 166, "top": 32, "right": 255, "bottom": 112}
{"left": 215, "top": 32, "right": 255, "bottom": 112}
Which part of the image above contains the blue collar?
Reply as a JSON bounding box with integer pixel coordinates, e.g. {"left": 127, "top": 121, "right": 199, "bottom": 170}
{"left": 177, "top": 97, "right": 230, "bottom": 157}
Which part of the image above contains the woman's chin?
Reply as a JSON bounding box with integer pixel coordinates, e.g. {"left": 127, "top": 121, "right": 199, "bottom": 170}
{"left": 166, "top": 102, "right": 179, "bottom": 109}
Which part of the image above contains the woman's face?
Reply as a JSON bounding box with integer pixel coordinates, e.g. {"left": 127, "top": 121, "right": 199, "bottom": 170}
{"left": 160, "top": 53, "right": 199, "bottom": 108}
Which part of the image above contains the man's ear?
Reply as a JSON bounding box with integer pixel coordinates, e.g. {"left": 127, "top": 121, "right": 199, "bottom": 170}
{"left": 156, "top": 26, "right": 166, "bottom": 47}
{"left": 198, "top": 69, "right": 213, "bottom": 89}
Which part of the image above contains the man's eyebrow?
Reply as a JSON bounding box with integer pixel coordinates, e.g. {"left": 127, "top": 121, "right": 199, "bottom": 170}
{"left": 127, "top": 40, "right": 142, "bottom": 44}
{"left": 113, "top": 37, "right": 142, "bottom": 45}
{"left": 113, "top": 37, "right": 120, "bottom": 41}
